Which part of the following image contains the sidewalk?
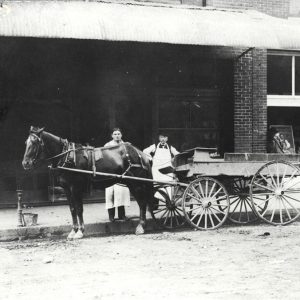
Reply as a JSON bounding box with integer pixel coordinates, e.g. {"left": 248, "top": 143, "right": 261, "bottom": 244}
{"left": 0, "top": 201, "right": 156, "bottom": 241}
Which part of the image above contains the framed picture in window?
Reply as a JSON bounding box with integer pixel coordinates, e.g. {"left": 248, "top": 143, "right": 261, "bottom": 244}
{"left": 269, "top": 125, "right": 295, "bottom": 154}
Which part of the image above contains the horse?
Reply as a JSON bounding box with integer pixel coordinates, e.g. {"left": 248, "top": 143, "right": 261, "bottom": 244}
{"left": 22, "top": 126, "right": 154, "bottom": 239}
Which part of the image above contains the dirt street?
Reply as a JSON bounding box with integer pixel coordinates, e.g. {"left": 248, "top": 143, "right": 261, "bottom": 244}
{"left": 1, "top": 223, "right": 300, "bottom": 300}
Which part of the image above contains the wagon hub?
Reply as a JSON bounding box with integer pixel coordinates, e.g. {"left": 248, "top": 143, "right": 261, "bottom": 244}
{"left": 275, "top": 188, "right": 284, "bottom": 197}
{"left": 202, "top": 198, "right": 212, "bottom": 208}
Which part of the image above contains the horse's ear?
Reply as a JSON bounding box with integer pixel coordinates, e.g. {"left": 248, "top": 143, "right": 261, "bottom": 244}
{"left": 37, "top": 127, "right": 45, "bottom": 134}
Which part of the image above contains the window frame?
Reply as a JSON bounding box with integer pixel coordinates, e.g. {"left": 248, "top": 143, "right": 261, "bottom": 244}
{"left": 267, "top": 50, "right": 300, "bottom": 107}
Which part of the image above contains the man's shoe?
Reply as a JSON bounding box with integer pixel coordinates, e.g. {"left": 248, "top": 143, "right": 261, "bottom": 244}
{"left": 118, "top": 206, "right": 128, "bottom": 221}
{"left": 108, "top": 208, "right": 115, "bottom": 222}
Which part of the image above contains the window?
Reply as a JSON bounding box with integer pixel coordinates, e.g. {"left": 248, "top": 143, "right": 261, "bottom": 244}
{"left": 268, "top": 55, "right": 292, "bottom": 95}
{"left": 295, "top": 57, "right": 300, "bottom": 95}
{"left": 290, "top": 0, "right": 300, "bottom": 17}
{"left": 267, "top": 52, "right": 300, "bottom": 106}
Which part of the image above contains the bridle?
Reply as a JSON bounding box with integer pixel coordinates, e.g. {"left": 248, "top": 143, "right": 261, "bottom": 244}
{"left": 26, "top": 132, "right": 46, "bottom": 165}
{"left": 26, "top": 132, "right": 78, "bottom": 167}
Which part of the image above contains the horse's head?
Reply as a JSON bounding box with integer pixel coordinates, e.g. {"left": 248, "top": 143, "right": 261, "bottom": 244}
{"left": 22, "top": 126, "right": 46, "bottom": 170}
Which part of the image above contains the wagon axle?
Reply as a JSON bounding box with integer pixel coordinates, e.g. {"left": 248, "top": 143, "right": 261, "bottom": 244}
{"left": 201, "top": 198, "right": 212, "bottom": 208}
{"left": 274, "top": 188, "right": 284, "bottom": 197}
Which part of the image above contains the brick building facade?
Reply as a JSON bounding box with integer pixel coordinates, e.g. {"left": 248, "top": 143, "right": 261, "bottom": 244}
{"left": 210, "top": 1, "right": 289, "bottom": 153}
{"left": 207, "top": 0, "right": 290, "bottom": 18}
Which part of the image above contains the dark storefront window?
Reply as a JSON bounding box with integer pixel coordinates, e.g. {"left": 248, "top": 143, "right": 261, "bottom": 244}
{"left": 157, "top": 89, "right": 220, "bottom": 150}
{"left": 295, "top": 57, "right": 300, "bottom": 95}
{"left": 267, "top": 55, "right": 292, "bottom": 95}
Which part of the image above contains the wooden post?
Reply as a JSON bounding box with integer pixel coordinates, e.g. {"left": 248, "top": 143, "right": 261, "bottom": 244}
{"left": 16, "top": 189, "right": 24, "bottom": 227}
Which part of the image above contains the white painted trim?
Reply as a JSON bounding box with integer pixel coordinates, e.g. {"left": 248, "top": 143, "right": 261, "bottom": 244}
{"left": 292, "top": 55, "right": 295, "bottom": 96}
{"left": 267, "top": 95, "right": 300, "bottom": 107}
{"left": 268, "top": 50, "right": 300, "bottom": 56}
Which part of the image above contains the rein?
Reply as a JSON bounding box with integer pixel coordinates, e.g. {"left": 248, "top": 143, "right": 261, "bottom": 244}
{"left": 29, "top": 132, "right": 149, "bottom": 179}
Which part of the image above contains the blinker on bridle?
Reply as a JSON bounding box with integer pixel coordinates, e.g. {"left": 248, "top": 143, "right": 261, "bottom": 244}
{"left": 27, "top": 132, "right": 45, "bottom": 163}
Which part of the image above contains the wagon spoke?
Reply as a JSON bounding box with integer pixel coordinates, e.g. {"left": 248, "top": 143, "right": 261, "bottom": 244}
{"left": 175, "top": 207, "right": 184, "bottom": 214}
{"left": 267, "top": 166, "right": 278, "bottom": 188}
{"left": 191, "top": 185, "right": 202, "bottom": 198}
{"left": 245, "top": 199, "right": 256, "bottom": 222}
{"left": 186, "top": 192, "right": 202, "bottom": 203}
{"left": 163, "top": 210, "right": 171, "bottom": 226}
{"left": 252, "top": 192, "right": 274, "bottom": 197}
{"left": 253, "top": 182, "right": 274, "bottom": 192}
{"left": 253, "top": 201, "right": 267, "bottom": 211}
{"left": 284, "top": 189, "right": 300, "bottom": 193}
{"left": 208, "top": 208, "right": 222, "bottom": 223}
{"left": 208, "top": 211, "right": 215, "bottom": 227}
{"left": 160, "top": 207, "right": 169, "bottom": 219}
{"left": 244, "top": 199, "right": 250, "bottom": 222}
{"left": 210, "top": 206, "right": 226, "bottom": 215}
{"left": 252, "top": 194, "right": 273, "bottom": 201}
{"left": 208, "top": 182, "right": 216, "bottom": 198}
{"left": 211, "top": 187, "right": 223, "bottom": 199}
{"left": 231, "top": 196, "right": 243, "bottom": 213}
{"left": 261, "top": 205, "right": 269, "bottom": 217}
{"left": 153, "top": 207, "right": 167, "bottom": 214}
{"left": 282, "top": 193, "right": 300, "bottom": 203}
{"left": 190, "top": 207, "right": 203, "bottom": 222}
{"left": 281, "top": 196, "right": 300, "bottom": 213}
{"left": 174, "top": 211, "right": 180, "bottom": 226}
{"left": 259, "top": 173, "right": 275, "bottom": 190}
{"left": 229, "top": 196, "right": 240, "bottom": 206}
{"left": 281, "top": 197, "right": 292, "bottom": 220}
{"left": 283, "top": 169, "right": 299, "bottom": 187}
{"left": 269, "top": 202, "right": 277, "bottom": 223}
{"left": 276, "top": 163, "right": 280, "bottom": 186}
{"left": 215, "top": 195, "right": 228, "bottom": 201}
{"left": 204, "top": 211, "right": 208, "bottom": 229}
{"left": 279, "top": 196, "right": 283, "bottom": 223}
{"left": 205, "top": 180, "right": 208, "bottom": 197}
{"left": 170, "top": 210, "right": 173, "bottom": 228}
{"left": 198, "top": 182, "right": 205, "bottom": 198}
{"left": 280, "top": 164, "right": 288, "bottom": 188}
{"left": 283, "top": 176, "right": 300, "bottom": 191}
{"left": 196, "top": 209, "right": 205, "bottom": 227}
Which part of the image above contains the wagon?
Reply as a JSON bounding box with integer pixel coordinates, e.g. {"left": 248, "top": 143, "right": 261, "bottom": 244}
{"left": 152, "top": 148, "right": 300, "bottom": 230}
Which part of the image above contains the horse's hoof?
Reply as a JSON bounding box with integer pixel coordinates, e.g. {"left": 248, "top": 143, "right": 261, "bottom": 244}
{"left": 135, "top": 224, "right": 145, "bottom": 235}
{"left": 67, "top": 229, "right": 76, "bottom": 240}
{"left": 73, "top": 230, "right": 84, "bottom": 239}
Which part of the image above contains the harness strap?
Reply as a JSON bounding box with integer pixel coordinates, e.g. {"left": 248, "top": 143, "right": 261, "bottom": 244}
{"left": 92, "top": 149, "right": 96, "bottom": 177}
{"left": 72, "top": 143, "right": 76, "bottom": 166}
{"left": 121, "top": 144, "right": 147, "bottom": 178}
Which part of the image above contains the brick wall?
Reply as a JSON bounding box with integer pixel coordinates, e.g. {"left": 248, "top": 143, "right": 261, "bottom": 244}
{"left": 207, "top": 0, "right": 290, "bottom": 18}
{"left": 252, "top": 49, "right": 267, "bottom": 153}
{"left": 233, "top": 48, "right": 267, "bottom": 153}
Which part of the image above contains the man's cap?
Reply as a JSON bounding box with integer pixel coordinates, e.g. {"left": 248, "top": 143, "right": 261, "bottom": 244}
{"left": 158, "top": 131, "right": 168, "bottom": 137}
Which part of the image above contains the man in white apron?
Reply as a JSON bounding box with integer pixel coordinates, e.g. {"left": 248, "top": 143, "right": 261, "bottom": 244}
{"left": 143, "top": 133, "right": 179, "bottom": 199}
{"left": 105, "top": 128, "right": 130, "bottom": 222}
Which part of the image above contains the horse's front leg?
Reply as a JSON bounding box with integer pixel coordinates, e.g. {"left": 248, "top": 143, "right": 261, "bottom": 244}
{"left": 73, "top": 185, "right": 84, "bottom": 239}
{"left": 135, "top": 204, "right": 146, "bottom": 235}
{"left": 65, "top": 187, "right": 79, "bottom": 240}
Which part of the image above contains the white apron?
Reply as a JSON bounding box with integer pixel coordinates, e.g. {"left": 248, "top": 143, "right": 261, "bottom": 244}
{"left": 152, "top": 145, "right": 174, "bottom": 199}
{"left": 152, "top": 146, "right": 173, "bottom": 181}
{"left": 104, "top": 139, "right": 131, "bottom": 209}
{"left": 105, "top": 184, "right": 131, "bottom": 209}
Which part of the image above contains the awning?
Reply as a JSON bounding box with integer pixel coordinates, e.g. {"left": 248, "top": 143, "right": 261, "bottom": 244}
{"left": 0, "top": 1, "right": 300, "bottom": 49}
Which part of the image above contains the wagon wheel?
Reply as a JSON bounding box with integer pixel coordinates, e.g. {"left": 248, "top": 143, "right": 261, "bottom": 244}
{"left": 153, "top": 184, "right": 186, "bottom": 229}
{"left": 250, "top": 161, "right": 300, "bottom": 225}
{"left": 228, "top": 177, "right": 267, "bottom": 224}
{"left": 182, "top": 177, "right": 230, "bottom": 230}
